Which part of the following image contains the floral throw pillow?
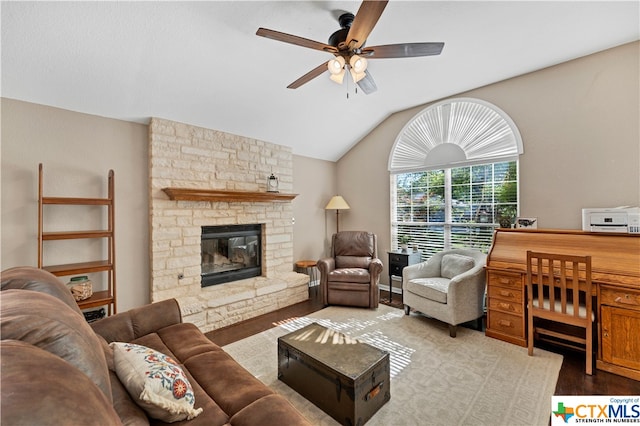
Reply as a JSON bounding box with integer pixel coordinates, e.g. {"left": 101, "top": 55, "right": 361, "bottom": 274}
{"left": 110, "top": 342, "right": 203, "bottom": 422}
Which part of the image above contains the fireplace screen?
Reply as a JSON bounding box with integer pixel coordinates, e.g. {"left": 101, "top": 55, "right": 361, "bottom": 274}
{"left": 201, "top": 224, "right": 262, "bottom": 287}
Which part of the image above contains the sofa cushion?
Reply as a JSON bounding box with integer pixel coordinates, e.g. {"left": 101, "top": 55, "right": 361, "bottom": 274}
{"left": 156, "top": 370, "right": 230, "bottom": 426}
{"left": 110, "top": 342, "right": 203, "bottom": 423}
{"left": 130, "top": 329, "right": 232, "bottom": 425}
{"left": 0, "top": 289, "right": 112, "bottom": 402}
{"left": 108, "top": 370, "right": 150, "bottom": 426}
{"left": 0, "top": 266, "right": 83, "bottom": 315}
{"left": 156, "top": 323, "right": 226, "bottom": 362}
{"left": 229, "top": 394, "right": 311, "bottom": 426}
{"left": 406, "top": 277, "right": 451, "bottom": 304}
{"left": 184, "top": 350, "right": 274, "bottom": 418}
{"left": 441, "top": 254, "right": 475, "bottom": 279}
{"left": 0, "top": 340, "right": 121, "bottom": 426}
{"left": 92, "top": 299, "right": 182, "bottom": 344}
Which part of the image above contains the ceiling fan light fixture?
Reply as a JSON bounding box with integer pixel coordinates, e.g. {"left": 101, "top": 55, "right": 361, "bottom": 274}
{"left": 327, "top": 56, "right": 346, "bottom": 75}
{"left": 350, "top": 68, "right": 366, "bottom": 83}
{"left": 330, "top": 69, "right": 345, "bottom": 84}
{"left": 349, "top": 55, "right": 368, "bottom": 73}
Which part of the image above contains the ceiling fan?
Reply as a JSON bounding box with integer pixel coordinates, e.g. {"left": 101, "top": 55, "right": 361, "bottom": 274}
{"left": 256, "top": 0, "right": 444, "bottom": 94}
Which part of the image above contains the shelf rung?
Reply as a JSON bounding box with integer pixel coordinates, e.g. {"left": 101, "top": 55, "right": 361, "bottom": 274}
{"left": 43, "top": 261, "right": 113, "bottom": 276}
{"left": 77, "top": 291, "right": 114, "bottom": 310}
{"left": 42, "top": 197, "right": 111, "bottom": 205}
{"left": 42, "top": 230, "right": 112, "bottom": 240}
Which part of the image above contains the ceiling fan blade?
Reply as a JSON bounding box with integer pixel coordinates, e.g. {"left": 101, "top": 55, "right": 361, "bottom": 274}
{"left": 362, "top": 42, "right": 445, "bottom": 58}
{"left": 257, "top": 28, "right": 338, "bottom": 53}
{"left": 287, "top": 61, "right": 330, "bottom": 89}
{"left": 357, "top": 72, "right": 377, "bottom": 95}
{"left": 344, "top": 0, "right": 388, "bottom": 50}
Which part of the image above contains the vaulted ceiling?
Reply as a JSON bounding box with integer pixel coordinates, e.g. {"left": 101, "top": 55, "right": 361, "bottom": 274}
{"left": 2, "top": 1, "right": 638, "bottom": 161}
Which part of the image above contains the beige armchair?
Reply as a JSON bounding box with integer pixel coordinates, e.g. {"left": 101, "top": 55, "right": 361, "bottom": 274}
{"left": 317, "top": 231, "right": 383, "bottom": 309}
{"left": 402, "top": 249, "right": 487, "bottom": 337}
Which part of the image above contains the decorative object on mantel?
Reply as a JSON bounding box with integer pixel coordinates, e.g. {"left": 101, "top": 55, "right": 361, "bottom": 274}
{"left": 162, "top": 188, "right": 297, "bottom": 203}
{"left": 325, "top": 195, "right": 350, "bottom": 233}
{"left": 266, "top": 173, "right": 279, "bottom": 193}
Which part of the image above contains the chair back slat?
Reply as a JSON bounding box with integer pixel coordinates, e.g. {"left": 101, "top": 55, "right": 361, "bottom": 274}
{"left": 526, "top": 250, "right": 594, "bottom": 374}
{"left": 570, "top": 259, "right": 579, "bottom": 317}
{"left": 535, "top": 257, "right": 544, "bottom": 311}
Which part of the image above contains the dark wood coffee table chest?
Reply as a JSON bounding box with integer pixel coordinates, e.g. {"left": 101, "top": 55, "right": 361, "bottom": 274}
{"left": 277, "top": 322, "right": 390, "bottom": 426}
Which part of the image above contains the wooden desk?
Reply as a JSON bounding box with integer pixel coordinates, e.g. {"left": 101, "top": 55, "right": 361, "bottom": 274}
{"left": 485, "top": 228, "right": 640, "bottom": 381}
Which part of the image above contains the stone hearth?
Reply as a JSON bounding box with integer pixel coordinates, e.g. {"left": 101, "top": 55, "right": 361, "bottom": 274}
{"left": 149, "top": 118, "right": 308, "bottom": 333}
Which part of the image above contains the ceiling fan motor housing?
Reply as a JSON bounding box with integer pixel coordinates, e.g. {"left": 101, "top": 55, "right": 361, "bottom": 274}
{"left": 328, "top": 13, "right": 361, "bottom": 50}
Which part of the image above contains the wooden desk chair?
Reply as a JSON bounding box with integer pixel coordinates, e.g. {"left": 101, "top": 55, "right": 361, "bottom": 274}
{"left": 526, "top": 251, "right": 593, "bottom": 375}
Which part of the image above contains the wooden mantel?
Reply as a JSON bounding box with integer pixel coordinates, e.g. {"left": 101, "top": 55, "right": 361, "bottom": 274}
{"left": 162, "top": 188, "right": 298, "bottom": 203}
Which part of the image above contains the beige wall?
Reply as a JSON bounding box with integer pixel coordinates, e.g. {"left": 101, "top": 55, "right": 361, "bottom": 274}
{"left": 337, "top": 42, "right": 640, "bottom": 287}
{"left": 1, "top": 99, "right": 149, "bottom": 312}
{"left": 292, "top": 155, "right": 337, "bottom": 260}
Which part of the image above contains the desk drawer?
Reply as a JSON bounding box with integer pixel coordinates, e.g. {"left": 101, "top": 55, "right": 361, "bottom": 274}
{"left": 488, "top": 286, "right": 522, "bottom": 304}
{"left": 488, "top": 298, "right": 524, "bottom": 315}
{"left": 601, "top": 286, "right": 640, "bottom": 311}
{"left": 488, "top": 311, "right": 524, "bottom": 338}
{"left": 488, "top": 272, "right": 522, "bottom": 289}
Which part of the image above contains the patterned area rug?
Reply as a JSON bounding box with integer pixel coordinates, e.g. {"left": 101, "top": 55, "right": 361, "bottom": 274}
{"left": 222, "top": 304, "right": 562, "bottom": 426}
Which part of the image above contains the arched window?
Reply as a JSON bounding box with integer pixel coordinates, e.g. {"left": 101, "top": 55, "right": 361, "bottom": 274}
{"left": 389, "top": 98, "right": 523, "bottom": 260}
{"left": 389, "top": 98, "right": 523, "bottom": 173}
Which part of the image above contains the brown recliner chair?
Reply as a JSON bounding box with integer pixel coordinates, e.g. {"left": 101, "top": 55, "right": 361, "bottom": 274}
{"left": 317, "top": 231, "right": 383, "bottom": 309}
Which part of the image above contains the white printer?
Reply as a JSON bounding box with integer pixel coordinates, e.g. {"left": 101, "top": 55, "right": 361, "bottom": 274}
{"left": 582, "top": 207, "right": 640, "bottom": 234}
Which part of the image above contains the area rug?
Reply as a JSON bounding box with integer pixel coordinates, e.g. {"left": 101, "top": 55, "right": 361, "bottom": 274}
{"left": 222, "top": 304, "right": 562, "bottom": 426}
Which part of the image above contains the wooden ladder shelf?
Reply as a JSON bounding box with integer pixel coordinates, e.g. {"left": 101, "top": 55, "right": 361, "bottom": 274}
{"left": 37, "top": 163, "right": 116, "bottom": 315}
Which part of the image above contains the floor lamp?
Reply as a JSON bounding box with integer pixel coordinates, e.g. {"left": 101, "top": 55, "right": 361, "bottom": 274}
{"left": 325, "top": 195, "right": 350, "bottom": 233}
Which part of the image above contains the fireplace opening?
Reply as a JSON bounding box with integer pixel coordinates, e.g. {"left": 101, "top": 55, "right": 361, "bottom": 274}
{"left": 201, "top": 224, "right": 262, "bottom": 287}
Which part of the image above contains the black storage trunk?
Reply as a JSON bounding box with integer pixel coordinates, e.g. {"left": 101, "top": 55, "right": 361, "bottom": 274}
{"left": 277, "top": 323, "right": 390, "bottom": 426}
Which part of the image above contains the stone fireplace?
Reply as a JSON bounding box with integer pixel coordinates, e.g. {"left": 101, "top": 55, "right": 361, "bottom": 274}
{"left": 149, "top": 118, "right": 308, "bottom": 333}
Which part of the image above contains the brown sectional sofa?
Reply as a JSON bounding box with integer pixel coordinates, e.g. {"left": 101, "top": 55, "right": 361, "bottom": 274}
{"left": 0, "top": 266, "right": 311, "bottom": 426}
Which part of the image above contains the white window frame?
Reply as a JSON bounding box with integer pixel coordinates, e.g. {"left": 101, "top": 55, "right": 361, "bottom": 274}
{"left": 389, "top": 98, "right": 523, "bottom": 259}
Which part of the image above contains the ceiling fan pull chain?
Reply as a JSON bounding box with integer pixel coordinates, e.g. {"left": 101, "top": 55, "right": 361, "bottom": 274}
{"left": 346, "top": 75, "right": 350, "bottom": 99}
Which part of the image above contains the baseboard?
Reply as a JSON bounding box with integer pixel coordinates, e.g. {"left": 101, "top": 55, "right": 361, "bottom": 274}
{"left": 379, "top": 284, "right": 402, "bottom": 295}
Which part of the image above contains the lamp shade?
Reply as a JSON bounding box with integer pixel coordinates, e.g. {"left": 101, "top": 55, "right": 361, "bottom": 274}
{"left": 349, "top": 55, "right": 367, "bottom": 73}
{"left": 329, "top": 69, "right": 345, "bottom": 84}
{"left": 325, "top": 195, "right": 350, "bottom": 210}
{"left": 328, "top": 56, "right": 346, "bottom": 75}
{"left": 349, "top": 68, "right": 366, "bottom": 83}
